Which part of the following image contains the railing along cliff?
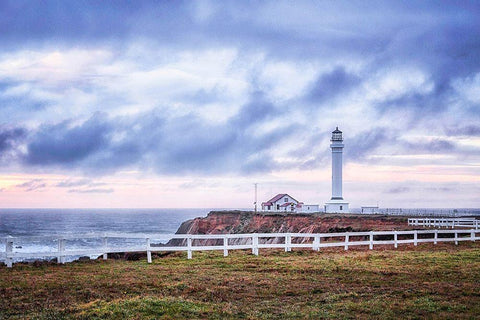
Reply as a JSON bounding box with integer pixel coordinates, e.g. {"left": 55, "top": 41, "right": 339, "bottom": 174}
{"left": 2, "top": 229, "right": 479, "bottom": 268}
{"left": 408, "top": 218, "right": 479, "bottom": 229}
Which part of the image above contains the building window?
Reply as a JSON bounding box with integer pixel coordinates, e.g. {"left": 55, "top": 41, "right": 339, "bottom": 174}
{"left": 267, "top": 206, "right": 270, "bottom": 210}
{"left": 277, "top": 204, "right": 280, "bottom": 210}
{"left": 340, "top": 206, "right": 343, "bottom": 210}
{"left": 284, "top": 198, "right": 288, "bottom": 202}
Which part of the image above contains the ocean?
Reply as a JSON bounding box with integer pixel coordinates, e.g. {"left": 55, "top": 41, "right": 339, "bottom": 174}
{"left": 0, "top": 208, "right": 217, "bottom": 262}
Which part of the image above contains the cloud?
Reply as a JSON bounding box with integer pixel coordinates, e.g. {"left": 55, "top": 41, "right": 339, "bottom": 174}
{"left": 0, "top": 1, "right": 479, "bottom": 198}
{"left": 445, "top": 125, "right": 480, "bottom": 137}
{"left": 403, "top": 138, "right": 456, "bottom": 154}
{"left": 7, "top": 90, "right": 297, "bottom": 175}
{"left": 16, "top": 179, "right": 46, "bottom": 192}
{"left": 307, "top": 67, "right": 361, "bottom": 104}
{"left": 55, "top": 178, "right": 106, "bottom": 188}
{"left": 24, "top": 113, "right": 111, "bottom": 166}
{"left": 386, "top": 186, "right": 410, "bottom": 194}
{"left": 68, "top": 188, "right": 114, "bottom": 194}
{"left": 0, "top": 126, "right": 26, "bottom": 154}
{"left": 345, "top": 128, "right": 392, "bottom": 162}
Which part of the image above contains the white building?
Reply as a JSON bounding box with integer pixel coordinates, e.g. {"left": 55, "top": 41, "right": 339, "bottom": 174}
{"left": 324, "top": 127, "right": 349, "bottom": 213}
{"left": 361, "top": 206, "right": 379, "bottom": 214}
{"left": 262, "top": 194, "right": 319, "bottom": 213}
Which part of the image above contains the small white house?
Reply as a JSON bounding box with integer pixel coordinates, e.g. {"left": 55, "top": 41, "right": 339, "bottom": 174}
{"left": 361, "top": 206, "right": 379, "bottom": 214}
{"left": 262, "top": 194, "right": 319, "bottom": 213}
{"left": 300, "top": 204, "right": 320, "bottom": 213}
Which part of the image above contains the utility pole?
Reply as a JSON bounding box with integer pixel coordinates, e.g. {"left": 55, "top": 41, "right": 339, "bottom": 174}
{"left": 254, "top": 183, "right": 258, "bottom": 213}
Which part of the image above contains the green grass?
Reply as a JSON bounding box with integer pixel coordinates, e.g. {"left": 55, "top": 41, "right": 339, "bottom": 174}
{"left": 1, "top": 242, "right": 479, "bottom": 319}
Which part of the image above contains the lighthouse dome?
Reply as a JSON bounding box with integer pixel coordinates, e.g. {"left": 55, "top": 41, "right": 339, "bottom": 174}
{"left": 331, "top": 126, "right": 343, "bottom": 141}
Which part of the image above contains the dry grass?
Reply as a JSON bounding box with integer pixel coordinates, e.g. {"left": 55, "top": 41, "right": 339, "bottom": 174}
{"left": 1, "top": 242, "right": 479, "bottom": 319}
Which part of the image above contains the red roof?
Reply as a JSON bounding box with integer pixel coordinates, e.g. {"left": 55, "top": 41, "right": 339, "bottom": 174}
{"left": 265, "top": 194, "right": 287, "bottom": 203}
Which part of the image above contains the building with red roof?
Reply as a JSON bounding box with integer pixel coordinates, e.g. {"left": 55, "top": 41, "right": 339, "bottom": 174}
{"left": 261, "top": 194, "right": 319, "bottom": 213}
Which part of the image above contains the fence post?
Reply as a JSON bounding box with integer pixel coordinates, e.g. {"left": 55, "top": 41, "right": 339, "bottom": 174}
{"left": 252, "top": 234, "right": 259, "bottom": 256}
{"left": 102, "top": 236, "right": 108, "bottom": 260}
{"left": 394, "top": 231, "right": 398, "bottom": 249}
{"left": 187, "top": 236, "right": 192, "bottom": 259}
{"left": 223, "top": 235, "right": 228, "bottom": 257}
{"left": 57, "top": 238, "right": 66, "bottom": 264}
{"left": 434, "top": 230, "right": 438, "bottom": 245}
{"left": 6, "top": 237, "right": 13, "bottom": 268}
{"left": 344, "top": 233, "right": 349, "bottom": 251}
{"left": 369, "top": 231, "right": 373, "bottom": 250}
{"left": 146, "top": 238, "right": 152, "bottom": 263}
{"left": 454, "top": 232, "right": 458, "bottom": 245}
{"left": 285, "top": 234, "right": 291, "bottom": 252}
{"left": 313, "top": 235, "right": 320, "bottom": 251}
{"left": 471, "top": 230, "right": 475, "bottom": 242}
{"left": 414, "top": 231, "right": 418, "bottom": 246}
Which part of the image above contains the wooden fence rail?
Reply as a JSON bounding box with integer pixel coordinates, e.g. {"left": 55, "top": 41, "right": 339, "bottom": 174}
{"left": 408, "top": 218, "right": 479, "bottom": 229}
{"left": 1, "top": 229, "right": 479, "bottom": 268}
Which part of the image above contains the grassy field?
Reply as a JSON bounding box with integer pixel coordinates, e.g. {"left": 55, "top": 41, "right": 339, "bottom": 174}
{"left": 1, "top": 243, "right": 479, "bottom": 319}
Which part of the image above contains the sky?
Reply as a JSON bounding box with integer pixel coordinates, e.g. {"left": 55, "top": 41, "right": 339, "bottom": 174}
{"left": 0, "top": 1, "right": 479, "bottom": 209}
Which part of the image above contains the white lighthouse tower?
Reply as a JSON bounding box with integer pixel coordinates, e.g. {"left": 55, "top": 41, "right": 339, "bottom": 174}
{"left": 325, "top": 127, "right": 349, "bottom": 213}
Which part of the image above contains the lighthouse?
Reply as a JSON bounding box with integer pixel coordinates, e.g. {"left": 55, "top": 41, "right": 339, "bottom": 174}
{"left": 325, "top": 127, "right": 349, "bottom": 213}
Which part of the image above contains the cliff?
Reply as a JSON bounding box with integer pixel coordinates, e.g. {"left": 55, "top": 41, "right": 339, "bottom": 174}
{"left": 168, "top": 210, "right": 412, "bottom": 246}
{"left": 175, "top": 210, "right": 411, "bottom": 235}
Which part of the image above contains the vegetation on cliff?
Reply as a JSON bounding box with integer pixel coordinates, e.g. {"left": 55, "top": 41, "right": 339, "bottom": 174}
{"left": 1, "top": 242, "right": 479, "bottom": 319}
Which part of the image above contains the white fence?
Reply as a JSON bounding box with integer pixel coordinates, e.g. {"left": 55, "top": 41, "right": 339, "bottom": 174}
{"left": 408, "top": 218, "right": 479, "bottom": 229}
{"left": 2, "top": 229, "right": 479, "bottom": 268}
{"left": 376, "top": 208, "right": 480, "bottom": 217}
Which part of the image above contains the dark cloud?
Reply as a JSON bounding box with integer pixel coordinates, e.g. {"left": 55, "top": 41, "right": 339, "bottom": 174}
{"left": 14, "top": 91, "right": 301, "bottom": 175}
{"left": 345, "top": 128, "right": 392, "bottom": 162}
{"left": 24, "top": 113, "right": 111, "bottom": 166}
{"left": 403, "top": 139, "right": 456, "bottom": 154}
{"left": 1, "top": 2, "right": 480, "bottom": 179}
{"left": 372, "top": 19, "right": 480, "bottom": 119}
{"left": 231, "top": 91, "right": 278, "bottom": 126}
{"left": 1, "top": 1, "right": 476, "bottom": 62}
{"left": 445, "top": 125, "right": 480, "bottom": 137}
{"left": 307, "top": 67, "right": 361, "bottom": 104}
{"left": 0, "top": 127, "right": 26, "bottom": 154}
{"left": 16, "top": 179, "right": 46, "bottom": 192}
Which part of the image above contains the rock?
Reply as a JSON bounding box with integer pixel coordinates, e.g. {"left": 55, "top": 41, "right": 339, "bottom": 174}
{"left": 77, "top": 256, "right": 91, "bottom": 261}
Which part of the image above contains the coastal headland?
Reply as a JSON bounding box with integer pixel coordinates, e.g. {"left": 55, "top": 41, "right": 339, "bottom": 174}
{"left": 175, "top": 210, "right": 413, "bottom": 235}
